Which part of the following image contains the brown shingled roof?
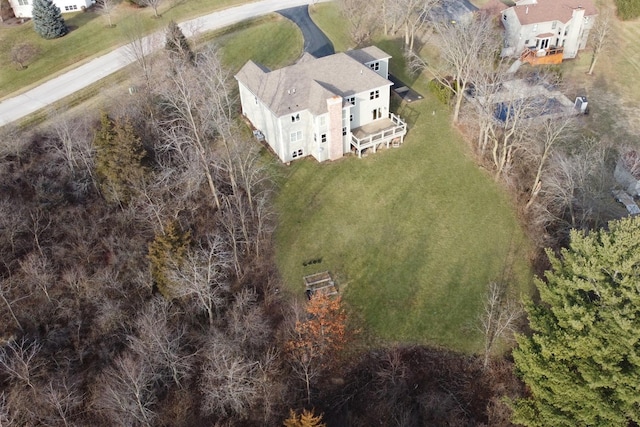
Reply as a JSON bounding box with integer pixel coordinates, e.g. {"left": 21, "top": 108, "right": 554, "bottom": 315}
{"left": 510, "top": 0, "right": 597, "bottom": 25}
{"left": 235, "top": 50, "right": 391, "bottom": 118}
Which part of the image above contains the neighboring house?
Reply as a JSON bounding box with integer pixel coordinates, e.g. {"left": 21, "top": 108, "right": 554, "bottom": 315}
{"left": 501, "top": 0, "right": 598, "bottom": 64}
{"left": 7, "top": 0, "right": 93, "bottom": 18}
{"left": 235, "top": 46, "right": 407, "bottom": 163}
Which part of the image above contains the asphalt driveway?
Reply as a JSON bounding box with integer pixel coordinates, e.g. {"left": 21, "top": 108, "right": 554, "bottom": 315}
{"left": 277, "top": 5, "right": 334, "bottom": 58}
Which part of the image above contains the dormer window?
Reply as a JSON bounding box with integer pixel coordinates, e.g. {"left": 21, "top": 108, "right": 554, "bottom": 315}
{"left": 369, "top": 62, "right": 380, "bottom": 71}
{"left": 291, "top": 113, "right": 300, "bottom": 123}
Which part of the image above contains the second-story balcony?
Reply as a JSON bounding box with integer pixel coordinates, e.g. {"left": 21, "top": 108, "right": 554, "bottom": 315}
{"left": 350, "top": 113, "right": 407, "bottom": 158}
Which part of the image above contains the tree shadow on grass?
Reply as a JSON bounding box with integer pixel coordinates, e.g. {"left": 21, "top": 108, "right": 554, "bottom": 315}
{"left": 64, "top": 10, "right": 101, "bottom": 33}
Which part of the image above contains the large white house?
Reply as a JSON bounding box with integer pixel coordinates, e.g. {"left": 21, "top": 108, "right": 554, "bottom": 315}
{"left": 235, "top": 46, "right": 407, "bottom": 163}
{"left": 7, "top": 0, "right": 93, "bottom": 19}
{"left": 501, "top": 0, "right": 598, "bottom": 62}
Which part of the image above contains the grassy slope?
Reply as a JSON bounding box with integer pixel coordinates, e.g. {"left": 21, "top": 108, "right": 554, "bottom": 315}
{"left": 0, "top": 0, "right": 246, "bottom": 99}
{"left": 274, "top": 3, "right": 532, "bottom": 353}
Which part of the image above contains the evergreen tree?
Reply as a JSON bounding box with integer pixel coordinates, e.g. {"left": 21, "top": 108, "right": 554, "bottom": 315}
{"left": 165, "top": 20, "right": 194, "bottom": 65}
{"left": 94, "top": 112, "right": 147, "bottom": 204}
{"left": 32, "top": 0, "right": 68, "bottom": 39}
{"left": 148, "top": 221, "right": 191, "bottom": 299}
{"left": 512, "top": 216, "right": 640, "bottom": 426}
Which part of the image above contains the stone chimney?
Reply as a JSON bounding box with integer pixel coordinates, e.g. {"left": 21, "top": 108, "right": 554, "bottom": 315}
{"left": 326, "top": 96, "right": 344, "bottom": 161}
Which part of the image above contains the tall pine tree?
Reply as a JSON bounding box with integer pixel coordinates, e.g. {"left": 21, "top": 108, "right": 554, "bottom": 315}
{"left": 512, "top": 216, "right": 640, "bottom": 426}
{"left": 94, "top": 112, "right": 147, "bottom": 204}
{"left": 32, "top": 0, "right": 68, "bottom": 39}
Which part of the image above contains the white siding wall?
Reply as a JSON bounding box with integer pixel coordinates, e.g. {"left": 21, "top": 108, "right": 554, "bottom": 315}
{"left": 9, "top": 0, "right": 92, "bottom": 17}
{"left": 238, "top": 81, "right": 284, "bottom": 161}
{"left": 279, "top": 110, "right": 314, "bottom": 163}
{"left": 351, "top": 85, "right": 391, "bottom": 129}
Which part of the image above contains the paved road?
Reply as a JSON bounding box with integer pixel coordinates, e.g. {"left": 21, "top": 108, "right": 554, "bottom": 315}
{"left": 277, "top": 5, "right": 334, "bottom": 58}
{"left": 0, "top": 0, "right": 331, "bottom": 127}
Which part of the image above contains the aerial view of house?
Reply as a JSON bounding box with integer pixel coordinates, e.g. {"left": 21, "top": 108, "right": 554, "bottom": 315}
{"left": 235, "top": 46, "right": 407, "bottom": 163}
{"left": 501, "top": 0, "right": 598, "bottom": 64}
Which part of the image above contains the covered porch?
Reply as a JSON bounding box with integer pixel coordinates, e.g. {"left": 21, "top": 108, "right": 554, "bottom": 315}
{"left": 350, "top": 113, "right": 407, "bottom": 158}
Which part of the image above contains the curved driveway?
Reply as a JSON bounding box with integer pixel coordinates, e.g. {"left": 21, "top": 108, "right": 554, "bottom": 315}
{"left": 277, "top": 5, "right": 334, "bottom": 58}
{"left": 0, "top": 0, "right": 331, "bottom": 127}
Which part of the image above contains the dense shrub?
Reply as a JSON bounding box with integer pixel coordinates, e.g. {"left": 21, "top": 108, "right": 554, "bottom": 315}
{"left": 615, "top": 0, "right": 640, "bottom": 20}
{"left": 428, "top": 78, "right": 454, "bottom": 104}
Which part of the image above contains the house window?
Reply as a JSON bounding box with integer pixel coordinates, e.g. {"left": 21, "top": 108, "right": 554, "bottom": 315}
{"left": 350, "top": 114, "right": 353, "bottom": 122}
{"left": 503, "top": 14, "right": 506, "bottom": 20}
{"left": 290, "top": 130, "right": 303, "bottom": 143}
{"left": 342, "top": 127, "right": 347, "bottom": 136}
{"left": 347, "top": 96, "right": 356, "bottom": 106}
{"left": 369, "top": 62, "right": 380, "bottom": 71}
{"left": 254, "top": 96, "right": 258, "bottom": 105}
{"left": 64, "top": 4, "right": 77, "bottom": 10}
{"left": 17, "top": 0, "right": 28, "bottom": 5}
{"left": 320, "top": 116, "right": 326, "bottom": 126}
{"left": 321, "top": 134, "right": 327, "bottom": 143}
{"left": 292, "top": 149, "right": 303, "bottom": 158}
{"left": 524, "top": 39, "right": 530, "bottom": 46}
{"left": 552, "top": 21, "right": 557, "bottom": 30}
{"left": 291, "top": 113, "right": 300, "bottom": 123}
{"left": 369, "top": 90, "right": 379, "bottom": 100}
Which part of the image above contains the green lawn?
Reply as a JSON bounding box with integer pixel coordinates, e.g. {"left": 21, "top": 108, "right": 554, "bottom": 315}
{"left": 0, "top": 0, "right": 247, "bottom": 99}
{"left": 275, "top": 79, "right": 532, "bottom": 353}
{"left": 275, "top": 3, "right": 532, "bottom": 354}
{"left": 216, "top": 16, "right": 303, "bottom": 71}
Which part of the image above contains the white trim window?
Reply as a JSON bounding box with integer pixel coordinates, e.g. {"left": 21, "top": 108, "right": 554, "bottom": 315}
{"left": 17, "top": 0, "right": 28, "bottom": 5}
{"left": 347, "top": 96, "right": 356, "bottom": 106}
{"left": 64, "top": 4, "right": 78, "bottom": 10}
{"left": 290, "top": 130, "right": 303, "bottom": 143}
{"left": 292, "top": 149, "right": 303, "bottom": 158}
{"left": 369, "top": 62, "right": 380, "bottom": 71}
{"left": 321, "top": 133, "right": 327, "bottom": 143}
{"left": 369, "top": 90, "right": 379, "bottom": 100}
{"left": 291, "top": 113, "right": 300, "bottom": 123}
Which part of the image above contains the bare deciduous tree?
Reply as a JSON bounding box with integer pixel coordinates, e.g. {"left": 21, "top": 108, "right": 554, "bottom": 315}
{"left": 121, "top": 17, "right": 162, "bottom": 90}
{"left": 199, "top": 336, "right": 267, "bottom": 420}
{"left": 97, "top": 0, "right": 119, "bottom": 28}
{"left": 48, "top": 111, "right": 95, "bottom": 177}
{"left": 0, "top": 391, "right": 17, "bottom": 426}
{"left": 93, "top": 353, "right": 158, "bottom": 426}
{"left": 128, "top": 297, "right": 193, "bottom": 387}
{"left": 10, "top": 43, "right": 39, "bottom": 70}
{"left": 0, "top": 338, "right": 44, "bottom": 389}
{"left": 339, "top": 0, "right": 378, "bottom": 46}
{"left": 140, "top": 0, "right": 162, "bottom": 18}
{"left": 431, "top": 13, "right": 500, "bottom": 123}
{"left": 587, "top": 10, "right": 612, "bottom": 75}
{"left": 523, "top": 116, "right": 575, "bottom": 210}
{"left": 43, "top": 379, "right": 83, "bottom": 427}
{"left": 156, "top": 48, "right": 235, "bottom": 211}
{"left": 398, "top": 0, "right": 440, "bottom": 51}
{"left": 166, "top": 235, "right": 230, "bottom": 325}
{"left": 480, "top": 282, "right": 521, "bottom": 368}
